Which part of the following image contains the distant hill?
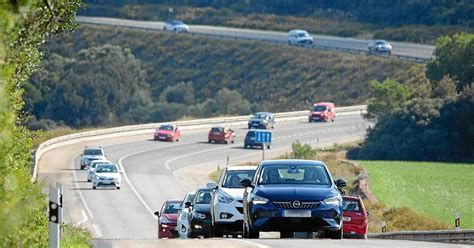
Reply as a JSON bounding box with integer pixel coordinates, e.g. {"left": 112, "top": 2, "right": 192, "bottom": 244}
{"left": 25, "top": 25, "right": 425, "bottom": 128}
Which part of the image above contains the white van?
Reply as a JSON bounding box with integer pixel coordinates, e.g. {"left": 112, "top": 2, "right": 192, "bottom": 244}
{"left": 288, "top": 30, "right": 314, "bottom": 45}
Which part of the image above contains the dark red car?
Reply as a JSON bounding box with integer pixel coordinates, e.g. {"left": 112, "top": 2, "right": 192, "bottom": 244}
{"left": 154, "top": 199, "right": 182, "bottom": 239}
{"left": 154, "top": 124, "right": 181, "bottom": 142}
{"left": 342, "top": 195, "right": 368, "bottom": 239}
{"left": 309, "top": 102, "right": 336, "bottom": 122}
{"left": 208, "top": 126, "right": 235, "bottom": 144}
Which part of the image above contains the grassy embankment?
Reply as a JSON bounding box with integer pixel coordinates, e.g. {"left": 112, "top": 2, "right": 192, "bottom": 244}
{"left": 359, "top": 160, "right": 474, "bottom": 229}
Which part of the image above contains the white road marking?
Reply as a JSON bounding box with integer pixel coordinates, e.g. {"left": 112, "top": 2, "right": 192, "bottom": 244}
{"left": 75, "top": 210, "right": 88, "bottom": 226}
{"left": 71, "top": 158, "right": 94, "bottom": 219}
{"left": 164, "top": 146, "right": 234, "bottom": 170}
{"left": 234, "top": 239, "right": 271, "bottom": 248}
{"left": 92, "top": 224, "right": 103, "bottom": 238}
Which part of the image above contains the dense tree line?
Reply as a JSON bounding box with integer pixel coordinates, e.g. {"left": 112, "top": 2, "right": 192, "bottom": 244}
{"left": 81, "top": 0, "right": 474, "bottom": 27}
{"left": 349, "top": 33, "right": 473, "bottom": 162}
{"left": 24, "top": 25, "right": 424, "bottom": 129}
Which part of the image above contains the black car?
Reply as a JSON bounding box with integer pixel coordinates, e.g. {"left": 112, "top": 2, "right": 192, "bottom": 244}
{"left": 244, "top": 130, "right": 272, "bottom": 149}
{"left": 184, "top": 187, "right": 212, "bottom": 238}
{"left": 248, "top": 112, "right": 275, "bottom": 129}
{"left": 241, "top": 160, "right": 346, "bottom": 239}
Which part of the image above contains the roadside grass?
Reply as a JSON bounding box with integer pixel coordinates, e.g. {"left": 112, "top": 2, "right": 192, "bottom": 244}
{"left": 359, "top": 160, "right": 474, "bottom": 229}
{"left": 61, "top": 224, "right": 92, "bottom": 248}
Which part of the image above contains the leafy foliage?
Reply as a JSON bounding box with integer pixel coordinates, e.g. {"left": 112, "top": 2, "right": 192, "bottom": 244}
{"left": 24, "top": 25, "right": 425, "bottom": 128}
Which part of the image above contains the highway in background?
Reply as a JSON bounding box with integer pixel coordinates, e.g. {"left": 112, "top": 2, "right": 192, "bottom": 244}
{"left": 75, "top": 16, "right": 435, "bottom": 62}
{"left": 38, "top": 113, "right": 470, "bottom": 247}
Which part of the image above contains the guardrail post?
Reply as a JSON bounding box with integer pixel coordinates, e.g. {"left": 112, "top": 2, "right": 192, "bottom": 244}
{"left": 382, "top": 221, "right": 387, "bottom": 233}
{"left": 455, "top": 212, "right": 461, "bottom": 230}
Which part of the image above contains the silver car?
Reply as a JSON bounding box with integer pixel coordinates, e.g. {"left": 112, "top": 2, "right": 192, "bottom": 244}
{"left": 163, "top": 20, "right": 189, "bottom": 33}
{"left": 92, "top": 163, "right": 121, "bottom": 190}
{"left": 368, "top": 40, "right": 392, "bottom": 55}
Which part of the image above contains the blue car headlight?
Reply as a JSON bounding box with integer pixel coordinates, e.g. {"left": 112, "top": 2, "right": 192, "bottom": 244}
{"left": 323, "top": 195, "right": 341, "bottom": 206}
{"left": 251, "top": 196, "right": 269, "bottom": 204}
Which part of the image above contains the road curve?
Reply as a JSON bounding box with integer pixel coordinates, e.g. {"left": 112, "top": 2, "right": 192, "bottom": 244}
{"left": 38, "top": 114, "right": 465, "bottom": 247}
{"left": 75, "top": 16, "right": 435, "bottom": 61}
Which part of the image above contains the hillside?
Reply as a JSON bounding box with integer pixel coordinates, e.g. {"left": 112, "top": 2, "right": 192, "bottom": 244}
{"left": 25, "top": 25, "right": 426, "bottom": 128}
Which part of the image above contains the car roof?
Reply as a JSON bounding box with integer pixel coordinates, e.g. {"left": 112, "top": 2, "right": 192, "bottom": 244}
{"left": 289, "top": 29, "right": 308, "bottom": 33}
{"left": 160, "top": 123, "right": 176, "bottom": 128}
{"left": 96, "top": 163, "right": 118, "bottom": 167}
{"left": 375, "top": 39, "right": 387, "bottom": 43}
{"left": 90, "top": 160, "right": 110, "bottom": 163}
{"left": 259, "top": 159, "right": 327, "bottom": 167}
{"left": 227, "top": 166, "right": 257, "bottom": 171}
{"left": 166, "top": 199, "right": 183, "bottom": 203}
{"left": 254, "top": 112, "right": 272, "bottom": 115}
{"left": 313, "top": 102, "right": 334, "bottom": 106}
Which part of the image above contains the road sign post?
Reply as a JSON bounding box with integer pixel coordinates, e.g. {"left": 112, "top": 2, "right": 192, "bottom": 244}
{"left": 49, "top": 184, "right": 61, "bottom": 248}
{"left": 255, "top": 131, "right": 272, "bottom": 161}
{"left": 56, "top": 183, "right": 63, "bottom": 237}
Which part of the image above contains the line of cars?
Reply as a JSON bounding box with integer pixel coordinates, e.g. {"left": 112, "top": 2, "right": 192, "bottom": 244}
{"left": 80, "top": 146, "right": 122, "bottom": 189}
{"left": 154, "top": 159, "right": 368, "bottom": 240}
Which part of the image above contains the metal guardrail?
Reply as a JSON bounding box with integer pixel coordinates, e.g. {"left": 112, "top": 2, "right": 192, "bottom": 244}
{"left": 76, "top": 17, "right": 431, "bottom": 64}
{"left": 32, "top": 105, "right": 366, "bottom": 181}
{"left": 369, "top": 229, "right": 474, "bottom": 244}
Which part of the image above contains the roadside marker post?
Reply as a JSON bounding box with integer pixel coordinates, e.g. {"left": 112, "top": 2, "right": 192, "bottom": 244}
{"left": 255, "top": 131, "right": 272, "bottom": 161}
{"left": 455, "top": 212, "right": 461, "bottom": 230}
{"left": 48, "top": 184, "right": 62, "bottom": 248}
{"left": 56, "top": 183, "right": 63, "bottom": 237}
{"left": 381, "top": 221, "right": 387, "bottom": 233}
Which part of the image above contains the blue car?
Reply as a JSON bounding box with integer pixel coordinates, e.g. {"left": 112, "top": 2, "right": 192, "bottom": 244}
{"left": 241, "top": 160, "right": 346, "bottom": 239}
{"left": 244, "top": 130, "right": 272, "bottom": 149}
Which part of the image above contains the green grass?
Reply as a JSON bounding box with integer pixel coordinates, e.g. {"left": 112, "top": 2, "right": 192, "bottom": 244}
{"left": 61, "top": 224, "right": 92, "bottom": 248}
{"left": 359, "top": 160, "right": 474, "bottom": 229}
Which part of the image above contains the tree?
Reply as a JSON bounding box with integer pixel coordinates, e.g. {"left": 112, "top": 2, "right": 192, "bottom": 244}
{"left": 213, "top": 88, "right": 251, "bottom": 115}
{"left": 426, "top": 33, "right": 474, "bottom": 92}
{"left": 366, "top": 79, "right": 412, "bottom": 119}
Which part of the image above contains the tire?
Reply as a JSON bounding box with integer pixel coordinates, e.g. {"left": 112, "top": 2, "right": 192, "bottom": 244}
{"left": 280, "top": 231, "right": 293, "bottom": 239}
{"left": 116, "top": 187, "right": 120, "bottom": 190}
{"left": 93, "top": 186, "right": 96, "bottom": 189}
{"left": 87, "top": 178, "right": 91, "bottom": 182}
{"left": 211, "top": 225, "right": 223, "bottom": 238}
{"left": 231, "top": 140, "right": 234, "bottom": 144}
{"left": 267, "top": 145, "right": 271, "bottom": 149}
{"left": 325, "top": 228, "right": 343, "bottom": 239}
{"left": 309, "top": 119, "right": 312, "bottom": 123}
{"left": 243, "top": 222, "right": 259, "bottom": 239}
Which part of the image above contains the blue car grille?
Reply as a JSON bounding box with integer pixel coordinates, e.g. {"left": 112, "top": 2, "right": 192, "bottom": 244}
{"left": 273, "top": 201, "right": 320, "bottom": 209}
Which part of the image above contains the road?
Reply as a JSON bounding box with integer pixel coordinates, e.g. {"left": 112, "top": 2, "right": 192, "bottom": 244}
{"left": 75, "top": 16, "right": 435, "bottom": 61}
{"left": 38, "top": 113, "right": 470, "bottom": 247}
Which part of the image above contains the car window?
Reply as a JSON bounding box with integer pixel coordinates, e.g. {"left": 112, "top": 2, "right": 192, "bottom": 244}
{"left": 164, "top": 202, "right": 182, "bottom": 214}
{"left": 194, "top": 190, "right": 211, "bottom": 204}
{"left": 343, "top": 200, "right": 362, "bottom": 212}
{"left": 298, "top": 32, "right": 308, "bottom": 37}
{"left": 211, "top": 127, "right": 224, "bottom": 133}
{"left": 258, "top": 164, "right": 331, "bottom": 185}
{"left": 312, "top": 105, "right": 327, "bottom": 111}
{"left": 84, "top": 149, "right": 103, "bottom": 156}
{"left": 254, "top": 113, "right": 267, "bottom": 119}
{"left": 159, "top": 125, "right": 174, "bottom": 131}
{"left": 246, "top": 131, "right": 255, "bottom": 137}
{"left": 222, "top": 170, "right": 255, "bottom": 188}
{"left": 96, "top": 164, "right": 118, "bottom": 173}
{"left": 172, "top": 20, "right": 183, "bottom": 25}
{"left": 91, "top": 161, "right": 108, "bottom": 169}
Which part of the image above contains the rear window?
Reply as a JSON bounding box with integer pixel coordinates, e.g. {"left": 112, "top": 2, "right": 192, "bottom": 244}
{"left": 343, "top": 200, "right": 362, "bottom": 212}
{"left": 211, "top": 127, "right": 223, "bottom": 133}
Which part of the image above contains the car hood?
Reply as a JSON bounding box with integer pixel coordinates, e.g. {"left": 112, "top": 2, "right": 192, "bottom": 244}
{"left": 156, "top": 130, "right": 172, "bottom": 135}
{"left": 162, "top": 213, "right": 178, "bottom": 222}
{"left": 249, "top": 118, "right": 264, "bottom": 122}
{"left": 193, "top": 204, "right": 210, "bottom": 213}
{"left": 220, "top": 187, "right": 245, "bottom": 200}
{"left": 96, "top": 172, "right": 120, "bottom": 179}
{"left": 254, "top": 185, "right": 337, "bottom": 201}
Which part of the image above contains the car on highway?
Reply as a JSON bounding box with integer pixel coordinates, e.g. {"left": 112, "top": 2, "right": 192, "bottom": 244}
{"left": 309, "top": 102, "right": 336, "bottom": 122}
{"left": 288, "top": 30, "right": 314, "bottom": 45}
{"left": 163, "top": 20, "right": 189, "bottom": 33}
{"left": 368, "top": 39, "right": 392, "bottom": 55}
{"left": 342, "top": 195, "right": 368, "bottom": 239}
{"left": 80, "top": 146, "right": 107, "bottom": 170}
{"left": 210, "top": 166, "right": 257, "bottom": 237}
{"left": 154, "top": 199, "right": 182, "bottom": 239}
{"left": 244, "top": 130, "right": 272, "bottom": 149}
{"left": 208, "top": 126, "right": 235, "bottom": 144}
{"left": 92, "top": 163, "right": 121, "bottom": 190}
{"left": 154, "top": 124, "right": 181, "bottom": 142}
{"left": 177, "top": 192, "right": 196, "bottom": 239}
{"left": 87, "top": 159, "right": 111, "bottom": 182}
{"left": 241, "top": 159, "right": 346, "bottom": 239}
{"left": 248, "top": 112, "right": 275, "bottom": 129}
{"left": 182, "top": 187, "right": 213, "bottom": 238}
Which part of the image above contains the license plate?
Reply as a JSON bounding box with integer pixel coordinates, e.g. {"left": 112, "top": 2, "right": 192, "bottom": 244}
{"left": 342, "top": 216, "right": 351, "bottom": 222}
{"left": 252, "top": 123, "right": 259, "bottom": 126}
{"left": 159, "top": 136, "right": 166, "bottom": 139}
{"left": 283, "top": 210, "right": 311, "bottom": 218}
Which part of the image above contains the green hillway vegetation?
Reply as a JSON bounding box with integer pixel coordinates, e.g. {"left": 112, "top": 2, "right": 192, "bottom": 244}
{"left": 79, "top": 1, "right": 474, "bottom": 44}
{"left": 359, "top": 161, "right": 474, "bottom": 229}
{"left": 24, "top": 25, "right": 426, "bottom": 130}
{"left": 0, "top": 1, "right": 91, "bottom": 246}
{"left": 210, "top": 141, "right": 449, "bottom": 232}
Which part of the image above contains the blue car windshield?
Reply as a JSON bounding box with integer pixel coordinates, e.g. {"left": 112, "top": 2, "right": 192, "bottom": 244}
{"left": 258, "top": 164, "right": 331, "bottom": 186}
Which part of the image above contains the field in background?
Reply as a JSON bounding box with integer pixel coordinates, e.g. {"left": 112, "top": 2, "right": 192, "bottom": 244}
{"left": 359, "top": 160, "right": 473, "bottom": 228}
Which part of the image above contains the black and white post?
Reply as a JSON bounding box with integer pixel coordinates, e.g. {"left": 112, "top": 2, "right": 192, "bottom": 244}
{"left": 49, "top": 184, "right": 62, "bottom": 248}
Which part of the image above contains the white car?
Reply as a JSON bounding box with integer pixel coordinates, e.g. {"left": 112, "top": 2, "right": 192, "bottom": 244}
{"left": 163, "top": 20, "right": 189, "bottom": 33}
{"left": 368, "top": 40, "right": 392, "bottom": 55}
{"left": 288, "top": 30, "right": 314, "bottom": 45}
{"left": 177, "top": 192, "right": 195, "bottom": 238}
{"left": 92, "top": 163, "right": 121, "bottom": 190}
{"left": 210, "top": 166, "right": 257, "bottom": 237}
{"left": 87, "top": 160, "right": 111, "bottom": 182}
{"left": 80, "top": 145, "right": 107, "bottom": 170}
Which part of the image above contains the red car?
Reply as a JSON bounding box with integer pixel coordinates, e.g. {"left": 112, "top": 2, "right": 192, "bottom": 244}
{"left": 342, "top": 195, "right": 368, "bottom": 239}
{"left": 154, "top": 124, "right": 181, "bottom": 142}
{"left": 208, "top": 126, "right": 235, "bottom": 144}
{"left": 309, "top": 102, "right": 336, "bottom": 122}
{"left": 154, "top": 199, "right": 182, "bottom": 239}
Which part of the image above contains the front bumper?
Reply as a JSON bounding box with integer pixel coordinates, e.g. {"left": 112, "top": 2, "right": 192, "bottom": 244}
{"left": 214, "top": 201, "right": 244, "bottom": 232}
{"left": 248, "top": 122, "right": 266, "bottom": 129}
{"left": 159, "top": 223, "right": 178, "bottom": 238}
{"left": 309, "top": 115, "right": 326, "bottom": 121}
{"left": 154, "top": 134, "right": 173, "bottom": 141}
{"left": 190, "top": 218, "right": 211, "bottom": 235}
{"left": 92, "top": 178, "right": 121, "bottom": 187}
{"left": 248, "top": 202, "right": 342, "bottom": 232}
